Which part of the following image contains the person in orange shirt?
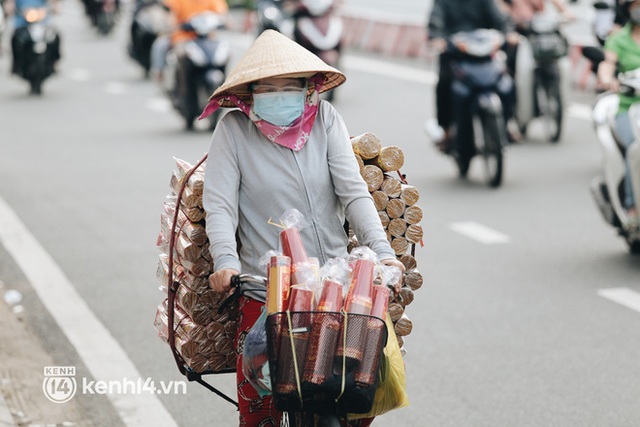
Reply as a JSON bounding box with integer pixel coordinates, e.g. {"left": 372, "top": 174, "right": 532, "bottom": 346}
{"left": 149, "top": 0, "right": 228, "bottom": 84}
{"left": 165, "top": 0, "right": 227, "bottom": 43}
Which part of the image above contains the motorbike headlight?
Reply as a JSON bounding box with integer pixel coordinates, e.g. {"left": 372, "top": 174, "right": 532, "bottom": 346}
{"left": 264, "top": 6, "right": 281, "bottom": 21}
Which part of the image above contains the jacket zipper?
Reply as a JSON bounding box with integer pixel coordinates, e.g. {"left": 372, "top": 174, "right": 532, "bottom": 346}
{"left": 290, "top": 150, "right": 327, "bottom": 263}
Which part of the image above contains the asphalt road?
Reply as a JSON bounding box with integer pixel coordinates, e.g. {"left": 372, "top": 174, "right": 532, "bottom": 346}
{"left": 1, "top": 1, "right": 640, "bottom": 426}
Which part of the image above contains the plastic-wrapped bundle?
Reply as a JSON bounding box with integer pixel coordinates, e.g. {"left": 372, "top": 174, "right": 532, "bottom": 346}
{"left": 153, "top": 156, "right": 240, "bottom": 374}
{"left": 303, "top": 279, "right": 344, "bottom": 385}
{"left": 153, "top": 299, "right": 236, "bottom": 372}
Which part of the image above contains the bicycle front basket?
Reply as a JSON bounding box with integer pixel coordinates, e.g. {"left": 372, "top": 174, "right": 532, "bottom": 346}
{"left": 265, "top": 311, "right": 387, "bottom": 415}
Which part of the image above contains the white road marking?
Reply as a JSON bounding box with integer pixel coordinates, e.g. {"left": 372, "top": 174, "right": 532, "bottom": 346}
{"left": 342, "top": 55, "right": 438, "bottom": 85}
{"left": 450, "top": 221, "right": 511, "bottom": 244}
{"left": 0, "top": 196, "right": 179, "bottom": 427}
{"left": 105, "top": 82, "right": 127, "bottom": 95}
{"left": 68, "top": 68, "right": 91, "bottom": 82}
{"left": 597, "top": 287, "right": 640, "bottom": 313}
{"left": 145, "top": 97, "right": 172, "bottom": 113}
{"left": 566, "top": 103, "right": 593, "bottom": 122}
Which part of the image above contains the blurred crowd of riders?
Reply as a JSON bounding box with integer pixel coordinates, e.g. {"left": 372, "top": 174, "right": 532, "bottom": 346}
{"left": 425, "top": 0, "right": 640, "bottom": 253}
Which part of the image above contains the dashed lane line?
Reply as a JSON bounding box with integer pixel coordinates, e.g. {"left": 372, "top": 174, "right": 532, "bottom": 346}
{"left": 598, "top": 287, "right": 640, "bottom": 313}
{"left": 145, "top": 97, "right": 172, "bottom": 113}
{"left": 450, "top": 221, "right": 511, "bottom": 244}
{"left": 68, "top": 68, "right": 91, "bottom": 82}
{"left": 567, "top": 103, "right": 593, "bottom": 122}
{"left": 342, "top": 55, "right": 438, "bottom": 85}
{"left": 0, "top": 195, "right": 180, "bottom": 427}
{"left": 105, "top": 81, "right": 128, "bottom": 95}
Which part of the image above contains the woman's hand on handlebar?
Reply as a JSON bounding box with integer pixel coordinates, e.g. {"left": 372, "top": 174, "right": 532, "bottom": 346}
{"left": 209, "top": 268, "right": 240, "bottom": 295}
{"left": 506, "top": 32, "right": 520, "bottom": 46}
{"left": 598, "top": 74, "right": 619, "bottom": 93}
{"left": 381, "top": 258, "right": 405, "bottom": 294}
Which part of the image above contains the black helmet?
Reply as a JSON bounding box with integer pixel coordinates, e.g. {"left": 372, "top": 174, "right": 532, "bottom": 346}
{"left": 620, "top": 0, "right": 639, "bottom": 21}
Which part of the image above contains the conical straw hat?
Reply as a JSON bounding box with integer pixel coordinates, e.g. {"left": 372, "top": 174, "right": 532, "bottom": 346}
{"left": 209, "top": 29, "right": 346, "bottom": 107}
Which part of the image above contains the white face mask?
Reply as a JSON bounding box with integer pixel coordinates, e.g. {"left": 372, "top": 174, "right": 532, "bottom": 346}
{"left": 632, "top": 7, "right": 640, "bottom": 24}
{"left": 252, "top": 90, "right": 306, "bottom": 126}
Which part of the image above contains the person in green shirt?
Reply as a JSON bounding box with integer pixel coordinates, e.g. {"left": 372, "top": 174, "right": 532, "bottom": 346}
{"left": 598, "top": 0, "right": 640, "bottom": 225}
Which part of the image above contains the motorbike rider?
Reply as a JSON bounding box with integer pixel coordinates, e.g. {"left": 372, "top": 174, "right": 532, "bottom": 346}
{"left": 427, "top": 0, "right": 518, "bottom": 150}
{"left": 201, "top": 29, "right": 404, "bottom": 426}
{"left": 149, "top": 0, "right": 228, "bottom": 95}
{"left": 4, "top": 0, "right": 60, "bottom": 77}
{"left": 598, "top": 0, "right": 640, "bottom": 226}
{"left": 499, "top": 0, "right": 573, "bottom": 74}
{"left": 500, "top": 0, "right": 573, "bottom": 32}
{"left": 80, "top": 0, "right": 120, "bottom": 27}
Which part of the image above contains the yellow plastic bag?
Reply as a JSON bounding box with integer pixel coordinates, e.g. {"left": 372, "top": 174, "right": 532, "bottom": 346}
{"left": 349, "top": 314, "right": 410, "bottom": 419}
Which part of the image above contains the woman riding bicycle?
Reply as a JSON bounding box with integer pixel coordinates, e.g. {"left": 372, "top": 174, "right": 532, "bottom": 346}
{"left": 199, "top": 30, "right": 405, "bottom": 426}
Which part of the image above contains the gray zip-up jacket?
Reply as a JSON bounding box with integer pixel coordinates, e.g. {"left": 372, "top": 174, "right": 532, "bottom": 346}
{"left": 203, "top": 100, "right": 396, "bottom": 277}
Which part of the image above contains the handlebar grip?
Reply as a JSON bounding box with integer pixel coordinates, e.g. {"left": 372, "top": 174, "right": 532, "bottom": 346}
{"left": 230, "top": 274, "right": 241, "bottom": 288}
{"left": 217, "top": 275, "right": 242, "bottom": 314}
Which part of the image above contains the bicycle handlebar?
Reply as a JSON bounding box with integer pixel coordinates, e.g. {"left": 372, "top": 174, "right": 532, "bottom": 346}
{"left": 217, "top": 274, "right": 267, "bottom": 314}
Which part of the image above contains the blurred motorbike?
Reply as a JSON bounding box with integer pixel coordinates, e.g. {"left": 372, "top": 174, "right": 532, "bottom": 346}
{"left": 256, "top": 0, "right": 293, "bottom": 37}
{"left": 128, "top": 0, "right": 171, "bottom": 77}
{"left": 82, "top": 0, "right": 118, "bottom": 35}
{"left": 591, "top": 68, "right": 640, "bottom": 254}
{"left": 426, "top": 29, "right": 511, "bottom": 188}
{"left": 161, "top": 12, "right": 229, "bottom": 130}
{"left": 515, "top": 13, "right": 569, "bottom": 143}
{"left": 93, "top": 0, "right": 118, "bottom": 35}
{"left": 11, "top": 7, "right": 60, "bottom": 94}
{"left": 290, "top": 0, "right": 342, "bottom": 101}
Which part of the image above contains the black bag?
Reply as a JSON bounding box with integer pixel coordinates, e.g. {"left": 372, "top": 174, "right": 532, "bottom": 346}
{"left": 529, "top": 32, "right": 569, "bottom": 61}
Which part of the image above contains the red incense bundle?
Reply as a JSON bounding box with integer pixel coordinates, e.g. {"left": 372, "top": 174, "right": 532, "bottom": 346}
{"left": 355, "top": 285, "right": 390, "bottom": 386}
{"left": 336, "top": 259, "right": 375, "bottom": 367}
{"left": 280, "top": 227, "right": 309, "bottom": 285}
{"left": 303, "top": 280, "right": 344, "bottom": 385}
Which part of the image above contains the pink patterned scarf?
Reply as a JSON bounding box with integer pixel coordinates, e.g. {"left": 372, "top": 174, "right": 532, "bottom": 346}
{"left": 199, "top": 75, "right": 325, "bottom": 152}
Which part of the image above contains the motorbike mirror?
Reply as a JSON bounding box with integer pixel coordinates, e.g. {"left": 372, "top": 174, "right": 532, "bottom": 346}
{"left": 620, "top": 84, "right": 637, "bottom": 97}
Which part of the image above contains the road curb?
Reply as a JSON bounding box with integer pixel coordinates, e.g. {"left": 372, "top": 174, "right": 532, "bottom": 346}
{"left": 229, "top": 5, "right": 598, "bottom": 69}
{"left": 340, "top": 13, "right": 600, "bottom": 92}
{"left": 339, "top": 7, "right": 431, "bottom": 59}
